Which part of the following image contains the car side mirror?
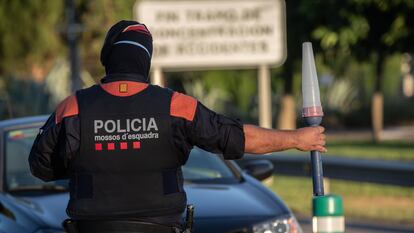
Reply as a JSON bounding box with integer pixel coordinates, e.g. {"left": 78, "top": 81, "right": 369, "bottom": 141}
{"left": 243, "top": 159, "right": 274, "bottom": 181}
{"left": 0, "top": 201, "right": 15, "bottom": 220}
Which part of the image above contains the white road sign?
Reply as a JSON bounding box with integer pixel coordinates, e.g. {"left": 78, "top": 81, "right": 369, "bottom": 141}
{"left": 135, "top": 0, "right": 286, "bottom": 70}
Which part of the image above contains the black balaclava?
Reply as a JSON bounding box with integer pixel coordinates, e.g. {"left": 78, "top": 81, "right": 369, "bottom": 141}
{"left": 100, "top": 20, "right": 153, "bottom": 83}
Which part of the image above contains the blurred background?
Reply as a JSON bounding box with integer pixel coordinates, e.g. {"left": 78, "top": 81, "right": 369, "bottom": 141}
{"left": 0, "top": 0, "right": 413, "bottom": 228}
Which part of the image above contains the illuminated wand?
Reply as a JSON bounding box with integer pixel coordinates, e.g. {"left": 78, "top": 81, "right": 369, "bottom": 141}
{"left": 301, "top": 42, "right": 344, "bottom": 233}
{"left": 302, "top": 42, "right": 324, "bottom": 196}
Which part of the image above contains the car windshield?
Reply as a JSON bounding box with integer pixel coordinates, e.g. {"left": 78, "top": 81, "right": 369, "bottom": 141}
{"left": 4, "top": 126, "right": 238, "bottom": 193}
{"left": 183, "top": 148, "right": 238, "bottom": 183}
{"left": 5, "top": 128, "right": 67, "bottom": 193}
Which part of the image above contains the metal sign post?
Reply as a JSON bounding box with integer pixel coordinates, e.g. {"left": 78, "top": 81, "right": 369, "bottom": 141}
{"left": 301, "top": 42, "right": 344, "bottom": 233}
{"left": 65, "top": 0, "right": 82, "bottom": 92}
{"left": 152, "top": 66, "right": 165, "bottom": 87}
{"left": 258, "top": 64, "right": 272, "bottom": 128}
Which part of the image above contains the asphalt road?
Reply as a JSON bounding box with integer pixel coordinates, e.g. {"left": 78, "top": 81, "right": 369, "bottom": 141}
{"left": 298, "top": 217, "right": 414, "bottom": 233}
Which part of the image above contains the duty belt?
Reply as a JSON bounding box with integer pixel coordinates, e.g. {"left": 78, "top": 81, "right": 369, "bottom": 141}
{"left": 63, "top": 205, "right": 195, "bottom": 233}
{"left": 63, "top": 219, "right": 181, "bottom": 233}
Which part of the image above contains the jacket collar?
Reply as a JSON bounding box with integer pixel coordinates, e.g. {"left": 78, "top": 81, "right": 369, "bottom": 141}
{"left": 100, "top": 73, "right": 148, "bottom": 84}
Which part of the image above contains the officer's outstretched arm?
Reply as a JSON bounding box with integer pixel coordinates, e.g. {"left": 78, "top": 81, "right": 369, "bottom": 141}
{"left": 243, "top": 124, "right": 326, "bottom": 154}
{"left": 29, "top": 113, "right": 64, "bottom": 181}
{"left": 29, "top": 95, "right": 77, "bottom": 181}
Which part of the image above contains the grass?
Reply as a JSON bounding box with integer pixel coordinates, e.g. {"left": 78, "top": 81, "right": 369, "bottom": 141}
{"left": 326, "top": 140, "right": 414, "bottom": 161}
{"left": 283, "top": 140, "right": 414, "bottom": 161}
{"left": 268, "top": 139, "right": 414, "bottom": 223}
{"left": 268, "top": 175, "right": 414, "bottom": 225}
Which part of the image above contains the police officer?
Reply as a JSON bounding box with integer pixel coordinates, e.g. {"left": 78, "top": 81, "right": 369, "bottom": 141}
{"left": 29, "top": 20, "right": 326, "bottom": 233}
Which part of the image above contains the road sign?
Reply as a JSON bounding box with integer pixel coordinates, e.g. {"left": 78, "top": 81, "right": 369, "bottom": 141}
{"left": 135, "top": 0, "right": 286, "bottom": 70}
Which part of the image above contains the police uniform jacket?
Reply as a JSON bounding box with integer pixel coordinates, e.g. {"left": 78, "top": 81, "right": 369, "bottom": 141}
{"left": 28, "top": 73, "right": 245, "bottom": 226}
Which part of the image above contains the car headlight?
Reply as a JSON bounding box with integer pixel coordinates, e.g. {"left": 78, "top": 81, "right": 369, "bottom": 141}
{"left": 252, "top": 215, "right": 303, "bottom": 233}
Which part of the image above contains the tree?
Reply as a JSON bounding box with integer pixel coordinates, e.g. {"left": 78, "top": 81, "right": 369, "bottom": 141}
{"left": 279, "top": 0, "right": 351, "bottom": 129}
{"left": 312, "top": 0, "right": 414, "bottom": 141}
{"left": 0, "top": 0, "right": 64, "bottom": 77}
{"left": 77, "top": 0, "right": 136, "bottom": 79}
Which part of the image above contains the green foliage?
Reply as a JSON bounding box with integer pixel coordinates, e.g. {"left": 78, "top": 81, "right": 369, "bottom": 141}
{"left": 201, "top": 70, "right": 257, "bottom": 114}
{"left": 283, "top": 0, "right": 414, "bottom": 129}
{"left": 0, "top": 0, "right": 63, "bottom": 74}
{"left": 79, "top": 0, "right": 136, "bottom": 78}
{"left": 312, "top": 0, "right": 414, "bottom": 53}
{"left": 0, "top": 76, "right": 51, "bottom": 118}
{"left": 174, "top": 70, "right": 259, "bottom": 121}
{"left": 0, "top": 0, "right": 136, "bottom": 77}
{"left": 310, "top": 0, "right": 414, "bottom": 88}
{"left": 384, "top": 98, "right": 414, "bottom": 125}
{"left": 0, "top": 0, "right": 413, "bottom": 126}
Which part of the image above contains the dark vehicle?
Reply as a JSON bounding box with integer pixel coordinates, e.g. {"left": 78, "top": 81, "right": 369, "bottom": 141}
{"left": 0, "top": 116, "right": 302, "bottom": 233}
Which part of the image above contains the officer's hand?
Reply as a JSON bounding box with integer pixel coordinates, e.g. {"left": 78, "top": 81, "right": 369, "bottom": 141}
{"left": 294, "top": 126, "right": 327, "bottom": 153}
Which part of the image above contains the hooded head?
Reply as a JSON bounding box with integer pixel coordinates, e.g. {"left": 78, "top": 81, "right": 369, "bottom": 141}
{"left": 100, "top": 20, "right": 153, "bottom": 82}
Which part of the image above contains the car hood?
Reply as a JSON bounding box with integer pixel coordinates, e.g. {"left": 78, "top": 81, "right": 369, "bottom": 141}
{"left": 184, "top": 177, "right": 291, "bottom": 233}
{"left": 185, "top": 178, "right": 289, "bottom": 218}
{"left": 12, "top": 177, "right": 289, "bottom": 230}
{"left": 20, "top": 193, "right": 69, "bottom": 229}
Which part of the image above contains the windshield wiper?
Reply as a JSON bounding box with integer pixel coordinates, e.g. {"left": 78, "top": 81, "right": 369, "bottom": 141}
{"left": 9, "top": 184, "right": 68, "bottom": 193}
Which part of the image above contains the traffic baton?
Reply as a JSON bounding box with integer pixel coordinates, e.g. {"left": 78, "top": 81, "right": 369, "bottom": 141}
{"left": 301, "top": 42, "right": 345, "bottom": 233}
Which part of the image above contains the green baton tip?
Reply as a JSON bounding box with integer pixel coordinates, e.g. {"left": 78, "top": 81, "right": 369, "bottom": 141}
{"left": 313, "top": 194, "right": 344, "bottom": 217}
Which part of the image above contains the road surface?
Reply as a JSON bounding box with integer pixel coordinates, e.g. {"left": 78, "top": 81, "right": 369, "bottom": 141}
{"left": 298, "top": 217, "right": 414, "bottom": 233}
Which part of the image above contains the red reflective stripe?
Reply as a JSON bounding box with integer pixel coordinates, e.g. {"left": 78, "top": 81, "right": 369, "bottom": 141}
{"left": 100, "top": 81, "right": 148, "bottom": 97}
{"left": 96, "top": 142, "right": 141, "bottom": 151}
{"left": 95, "top": 143, "right": 102, "bottom": 151}
{"left": 133, "top": 141, "right": 141, "bottom": 149}
{"left": 170, "top": 92, "right": 197, "bottom": 121}
{"left": 55, "top": 95, "right": 79, "bottom": 124}
{"left": 122, "top": 25, "right": 152, "bottom": 37}
{"left": 107, "top": 143, "right": 115, "bottom": 150}
{"left": 120, "top": 142, "right": 128, "bottom": 150}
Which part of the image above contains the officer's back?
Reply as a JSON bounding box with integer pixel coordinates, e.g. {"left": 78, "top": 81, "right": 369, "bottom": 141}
{"left": 29, "top": 20, "right": 327, "bottom": 233}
